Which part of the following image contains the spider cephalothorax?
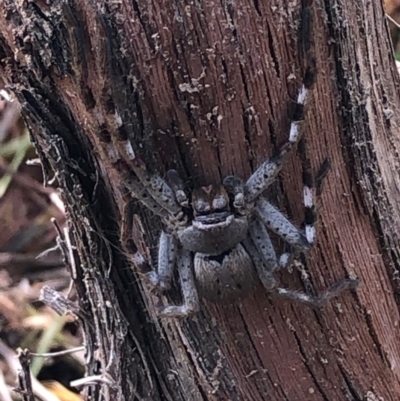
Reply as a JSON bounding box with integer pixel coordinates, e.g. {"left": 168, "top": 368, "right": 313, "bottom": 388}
{"left": 179, "top": 185, "right": 255, "bottom": 303}
{"left": 119, "top": 74, "right": 358, "bottom": 317}
{"left": 178, "top": 185, "right": 248, "bottom": 256}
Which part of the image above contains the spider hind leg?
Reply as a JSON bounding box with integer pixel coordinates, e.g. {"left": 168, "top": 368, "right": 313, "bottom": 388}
{"left": 273, "top": 277, "right": 359, "bottom": 308}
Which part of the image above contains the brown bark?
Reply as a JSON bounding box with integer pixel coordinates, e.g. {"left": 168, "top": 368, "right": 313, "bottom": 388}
{"left": 1, "top": 0, "right": 400, "bottom": 400}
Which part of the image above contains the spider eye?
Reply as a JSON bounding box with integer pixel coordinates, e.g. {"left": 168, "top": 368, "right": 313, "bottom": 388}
{"left": 192, "top": 185, "right": 230, "bottom": 216}
{"left": 194, "top": 198, "right": 211, "bottom": 214}
{"left": 212, "top": 193, "right": 228, "bottom": 210}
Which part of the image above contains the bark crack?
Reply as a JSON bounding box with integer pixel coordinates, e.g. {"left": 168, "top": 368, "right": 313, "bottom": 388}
{"left": 292, "top": 330, "right": 331, "bottom": 401}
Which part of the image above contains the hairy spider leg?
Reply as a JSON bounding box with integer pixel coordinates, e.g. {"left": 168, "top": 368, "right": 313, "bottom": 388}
{"left": 112, "top": 138, "right": 182, "bottom": 215}
{"left": 298, "top": 139, "right": 331, "bottom": 245}
{"left": 252, "top": 155, "right": 359, "bottom": 307}
{"left": 102, "top": 133, "right": 181, "bottom": 218}
{"left": 255, "top": 198, "right": 311, "bottom": 251}
{"left": 148, "top": 231, "right": 177, "bottom": 291}
{"left": 243, "top": 80, "right": 312, "bottom": 204}
{"left": 254, "top": 154, "right": 330, "bottom": 255}
{"left": 115, "top": 157, "right": 188, "bottom": 235}
{"left": 248, "top": 218, "right": 280, "bottom": 272}
{"left": 244, "top": 234, "right": 358, "bottom": 307}
{"left": 121, "top": 201, "right": 154, "bottom": 275}
{"left": 242, "top": 237, "right": 277, "bottom": 290}
{"left": 121, "top": 170, "right": 170, "bottom": 218}
{"left": 159, "top": 247, "right": 200, "bottom": 317}
{"left": 129, "top": 160, "right": 182, "bottom": 215}
{"left": 273, "top": 277, "right": 359, "bottom": 307}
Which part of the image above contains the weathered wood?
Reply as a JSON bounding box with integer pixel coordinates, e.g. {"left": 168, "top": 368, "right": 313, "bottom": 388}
{"left": 1, "top": 1, "right": 400, "bottom": 400}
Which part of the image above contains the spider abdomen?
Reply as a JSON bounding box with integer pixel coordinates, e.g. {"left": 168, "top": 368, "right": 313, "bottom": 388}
{"left": 194, "top": 243, "right": 257, "bottom": 303}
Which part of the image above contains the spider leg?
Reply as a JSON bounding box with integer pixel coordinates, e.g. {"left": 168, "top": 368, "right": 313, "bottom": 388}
{"left": 166, "top": 169, "right": 189, "bottom": 208}
{"left": 278, "top": 251, "right": 295, "bottom": 270}
{"left": 125, "top": 161, "right": 189, "bottom": 232}
{"left": 255, "top": 151, "right": 330, "bottom": 251}
{"left": 244, "top": 225, "right": 358, "bottom": 305}
{"left": 244, "top": 80, "right": 312, "bottom": 203}
{"left": 122, "top": 170, "right": 170, "bottom": 218}
{"left": 255, "top": 198, "right": 311, "bottom": 251}
{"left": 159, "top": 246, "right": 200, "bottom": 318}
{"left": 129, "top": 159, "right": 182, "bottom": 215}
{"left": 114, "top": 158, "right": 187, "bottom": 232}
{"left": 298, "top": 139, "right": 331, "bottom": 245}
{"left": 146, "top": 231, "right": 177, "bottom": 290}
{"left": 121, "top": 200, "right": 153, "bottom": 273}
{"left": 248, "top": 218, "right": 279, "bottom": 272}
{"left": 245, "top": 219, "right": 293, "bottom": 292}
{"left": 272, "top": 277, "right": 359, "bottom": 308}
{"left": 242, "top": 237, "right": 277, "bottom": 290}
{"left": 112, "top": 136, "right": 182, "bottom": 215}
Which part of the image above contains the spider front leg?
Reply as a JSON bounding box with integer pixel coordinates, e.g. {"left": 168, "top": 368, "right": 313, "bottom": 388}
{"left": 129, "top": 159, "right": 182, "bottom": 215}
{"left": 122, "top": 170, "right": 170, "bottom": 219}
{"left": 243, "top": 79, "right": 312, "bottom": 204}
{"left": 158, "top": 246, "right": 200, "bottom": 318}
{"left": 299, "top": 145, "right": 331, "bottom": 245}
{"left": 146, "top": 231, "right": 177, "bottom": 290}
{"left": 255, "top": 198, "right": 311, "bottom": 251}
{"left": 113, "top": 138, "right": 182, "bottom": 215}
{"left": 255, "top": 155, "right": 331, "bottom": 252}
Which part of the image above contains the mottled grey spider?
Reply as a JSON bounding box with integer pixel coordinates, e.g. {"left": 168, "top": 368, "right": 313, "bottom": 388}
{"left": 120, "top": 74, "right": 358, "bottom": 317}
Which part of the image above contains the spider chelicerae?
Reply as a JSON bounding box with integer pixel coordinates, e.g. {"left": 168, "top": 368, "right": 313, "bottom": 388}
{"left": 119, "top": 72, "right": 358, "bottom": 317}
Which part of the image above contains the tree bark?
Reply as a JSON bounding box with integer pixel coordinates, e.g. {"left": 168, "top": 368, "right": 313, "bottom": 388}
{"left": 1, "top": 1, "right": 400, "bottom": 400}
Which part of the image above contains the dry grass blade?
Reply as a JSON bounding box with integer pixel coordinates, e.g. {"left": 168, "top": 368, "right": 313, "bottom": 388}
{"left": 0, "top": 341, "right": 61, "bottom": 401}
